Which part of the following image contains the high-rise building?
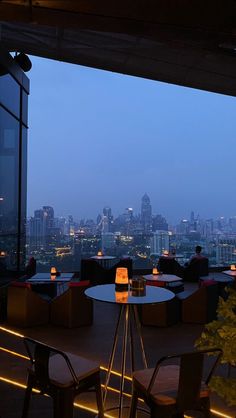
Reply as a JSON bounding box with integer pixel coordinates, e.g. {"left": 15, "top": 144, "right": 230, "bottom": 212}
{"left": 103, "top": 206, "right": 113, "bottom": 231}
{"left": 29, "top": 209, "right": 46, "bottom": 250}
{"left": 141, "top": 193, "right": 152, "bottom": 233}
{"left": 102, "top": 232, "right": 115, "bottom": 252}
{"left": 151, "top": 231, "right": 170, "bottom": 255}
{"left": 152, "top": 214, "right": 168, "bottom": 232}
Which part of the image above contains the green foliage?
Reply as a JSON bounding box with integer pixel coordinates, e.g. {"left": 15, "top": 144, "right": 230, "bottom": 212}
{"left": 210, "top": 376, "right": 236, "bottom": 406}
{"left": 195, "top": 286, "right": 236, "bottom": 405}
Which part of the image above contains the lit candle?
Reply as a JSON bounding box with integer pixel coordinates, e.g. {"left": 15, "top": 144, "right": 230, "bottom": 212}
{"left": 152, "top": 267, "right": 159, "bottom": 275}
{"left": 230, "top": 264, "right": 236, "bottom": 271}
{"left": 97, "top": 251, "right": 103, "bottom": 256}
{"left": 51, "top": 266, "right": 57, "bottom": 275}
{"left": 115, "top": 267, "right": 129, "bottom": 290}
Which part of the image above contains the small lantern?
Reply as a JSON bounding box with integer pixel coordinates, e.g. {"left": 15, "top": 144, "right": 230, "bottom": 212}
{"left": 115, "top": 267, "right": 129, "bottom": 291}
{"left": 230, "top": 264, "right": 236, "bottom": 271}
{"left": 152, "top": 267, "right": 159, "bottom": 275}
{"left": 51, "top": 266, "right": 57, "bottom": 275}
{"left": 97, "top": 250, "right": 103, "bottom": 256}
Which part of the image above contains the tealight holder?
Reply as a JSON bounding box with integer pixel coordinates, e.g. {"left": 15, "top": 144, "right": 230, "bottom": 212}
{"left": 51, "top": 266, "right": 57, "bottom": 275}
{"left": 230, "top": 264, "right": 236, "bottom": 271}
{"left": 152, "top": 267, "right": 159, "bottom": 275}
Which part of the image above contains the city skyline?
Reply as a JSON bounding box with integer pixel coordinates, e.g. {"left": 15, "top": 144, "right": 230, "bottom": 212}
{"left": 27, "top": 56, "right": 236, "bottom": 223}
{"left": 28, "top": 199, "right": 236, "bottom": 227}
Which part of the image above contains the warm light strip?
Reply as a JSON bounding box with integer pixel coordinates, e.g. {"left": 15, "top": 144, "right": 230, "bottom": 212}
{"left": 0, "top": 376, "right": 115, "bottom": 418}
{"left": 0, "top": 326, "right": 24, "bottom": 338}
{"left": 101, "top": 384, "right": 131, "bottom": 398}
{"left": 210, "top": 409, "right": 234, "bottom": 418}
{"left": 0, "top": 377, "right": 40, "bottom": 393}
{"left": 101, "top": 365, "right": 132, "bottom": 381}
{"left": 0, "top": 346, "right": 29, "bottom": 360}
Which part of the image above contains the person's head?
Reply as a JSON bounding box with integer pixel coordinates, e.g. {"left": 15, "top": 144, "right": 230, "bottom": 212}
{"left": 195, "top": 245, "right": 202, "bottom": 254}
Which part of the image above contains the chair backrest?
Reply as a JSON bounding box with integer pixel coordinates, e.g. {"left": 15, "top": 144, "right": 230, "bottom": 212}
{"left": 148, "top": 348, "right": 222, "bottom": 413}
{"left": 184, "top": 257, "right": 209, "bottom": 282}
{"left": 158, "top": 256, "right": 183, "bottom": 277}
{"left": 80, "top": 259, "right": 108, "bottom": 285}
{"left": 24, "top": 337, "right": 78, "bottom": 390}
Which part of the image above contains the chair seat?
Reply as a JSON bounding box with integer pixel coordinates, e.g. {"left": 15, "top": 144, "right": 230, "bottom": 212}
{"left": 133, "top": 365, "right": 209, "bottom": 406}
{"left": 30, "top": 352, "right": 100, "bottom": 388}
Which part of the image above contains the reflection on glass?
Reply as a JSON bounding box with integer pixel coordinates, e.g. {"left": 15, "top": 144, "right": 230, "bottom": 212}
{"left": 0, "top": 73, "right": 20, "bottom": 117}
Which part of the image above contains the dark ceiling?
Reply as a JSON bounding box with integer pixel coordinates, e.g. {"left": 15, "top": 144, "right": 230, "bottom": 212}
{"left": 1, "top": 0, "right": 236, "bottom": 96}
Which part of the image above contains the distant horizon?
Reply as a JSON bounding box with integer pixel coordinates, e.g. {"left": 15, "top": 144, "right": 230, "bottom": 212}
{"left": 27, "top": 56, "right": 236, "bottom": 224}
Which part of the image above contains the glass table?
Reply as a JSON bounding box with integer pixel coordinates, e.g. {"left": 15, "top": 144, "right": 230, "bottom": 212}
{"left": 27, "top": 273, "right": 74, "bottom": 299}
{"left": 85, "top": 283, "right": 175, "bottom": 417}
{"left": 222, "top": 270, "right": 236, "bottom": 278}
{"left": 142, "top": 273, "right": 182, "bottom": 285}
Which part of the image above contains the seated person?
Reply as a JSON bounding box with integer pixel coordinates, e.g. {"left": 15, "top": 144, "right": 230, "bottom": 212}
{"left": 184, "top": 246, "right": 209, "bottom": 281}
{"left": 189, "top": 245, "right": 204, "bottom": 263}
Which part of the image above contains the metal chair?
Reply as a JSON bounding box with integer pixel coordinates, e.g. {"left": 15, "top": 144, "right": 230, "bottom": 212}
{"left": 129, "top": 348, "right": 222, "bottom": 418}
{"left": 22, "top": 337, "right": 104, "bottom": 418}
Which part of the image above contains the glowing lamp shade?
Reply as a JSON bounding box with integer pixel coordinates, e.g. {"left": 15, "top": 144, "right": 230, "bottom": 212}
{"left": 230, "top": 264, "right": 236, "bottom": 271}
{"left": 115, "top": 267, "right": 129, "bottom": 291}
{"left": 97, "top": 251, "right": 103, "bottom": 256}
{"left": 115, "top": 268, "right": 128, "bottom": 285}
{"left": 152, "top": 267, "right": 159, "bottom": 275}
{"left": 50, "top": 266, "right": 57, "bottom": 275}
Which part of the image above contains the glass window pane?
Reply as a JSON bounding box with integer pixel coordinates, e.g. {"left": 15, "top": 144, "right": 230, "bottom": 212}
{"left": 0, "top": 73, "right": 20, "bottom": 118}
{"left": 0, "top": 107, "right": 19, "bottom": 270}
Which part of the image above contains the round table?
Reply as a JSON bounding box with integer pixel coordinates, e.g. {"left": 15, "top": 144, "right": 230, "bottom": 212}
{"left": 85, "top": 284, "right": 174, "bottom": 417}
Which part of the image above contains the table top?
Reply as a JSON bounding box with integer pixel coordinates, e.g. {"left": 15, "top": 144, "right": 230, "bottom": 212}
{"left": 85, "top": 284, "right": 175, "bottom": 305}
{"left": 222, "top": 270, "right": 236, "bottom": 277}
{"left": 27, "top": 272, "right": 74, "bottom": 283}
{"left": 90, "top": 255, "right": 116, "bottom": 260}
{"left": 200, "top": 274, "right": 234, "bottom": 283}
{"left": 143, "top": 274, "right": 182, "bottom": 283}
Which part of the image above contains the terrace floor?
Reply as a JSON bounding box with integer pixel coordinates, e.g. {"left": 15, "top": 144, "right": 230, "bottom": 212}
{"left": 0, "top": 277, "right": 235, "bottom": 418}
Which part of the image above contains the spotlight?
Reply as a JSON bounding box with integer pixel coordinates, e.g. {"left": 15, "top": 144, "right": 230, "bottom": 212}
{"left": 14, "top": 52, "right": 32, "bottom": 72}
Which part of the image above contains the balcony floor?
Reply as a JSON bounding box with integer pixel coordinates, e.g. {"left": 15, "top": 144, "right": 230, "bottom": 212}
{"left": 0, "top": 281, "right": 235, "bottom": 418}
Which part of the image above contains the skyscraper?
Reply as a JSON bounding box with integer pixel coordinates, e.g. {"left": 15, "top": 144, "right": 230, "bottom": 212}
{"left": 141, "top": 193, "right": 152, "bottom": 233}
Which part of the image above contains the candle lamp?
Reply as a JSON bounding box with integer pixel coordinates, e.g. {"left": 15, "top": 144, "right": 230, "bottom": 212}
{"left": 230, "top": 264, "right": 236, "bottom": 271}
{"left": 97, "top": 251, "right": 103, "bottom": 256}
{"left": 115, "top": 267, "right": 129, "bottom": 291}
{"left": 152, "top": 267, "right": 159, "bottom": 275}
{"left": 51, "top": 266, "right": 57, "bottom": 275}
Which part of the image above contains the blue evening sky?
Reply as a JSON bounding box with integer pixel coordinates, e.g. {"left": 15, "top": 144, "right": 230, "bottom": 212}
{"left": 27, "top": 56, "right": 236, "bottom": 224}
